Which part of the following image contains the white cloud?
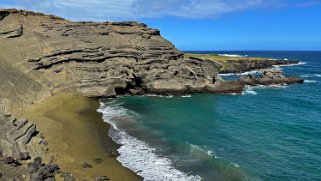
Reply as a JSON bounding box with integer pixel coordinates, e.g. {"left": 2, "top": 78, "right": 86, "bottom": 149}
{"left": 0, "top": 0, "right": 319, "bottom": 21}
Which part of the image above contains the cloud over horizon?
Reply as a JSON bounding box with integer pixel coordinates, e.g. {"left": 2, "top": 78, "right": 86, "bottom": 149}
{"left": 0, "top": 0, "right": 319, "bottom": 21}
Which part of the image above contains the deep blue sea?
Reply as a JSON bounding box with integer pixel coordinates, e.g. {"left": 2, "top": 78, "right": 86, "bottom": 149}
{"left": 98, "top": 51, "right": 321, "bottom": 181}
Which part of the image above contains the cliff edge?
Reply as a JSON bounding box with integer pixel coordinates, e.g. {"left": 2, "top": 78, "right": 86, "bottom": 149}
{"left": 0, "top": 9, "right": 244, "bottom": 113}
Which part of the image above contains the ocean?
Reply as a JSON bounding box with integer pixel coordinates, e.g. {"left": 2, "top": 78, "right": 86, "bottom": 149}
{"left": 98, "top": 51, "right": 321, "bottom": 181}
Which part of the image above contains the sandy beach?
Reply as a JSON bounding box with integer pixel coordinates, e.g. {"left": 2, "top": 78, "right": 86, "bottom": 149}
{"left": 15, "top": 94, "right": 141, "bottom": 180}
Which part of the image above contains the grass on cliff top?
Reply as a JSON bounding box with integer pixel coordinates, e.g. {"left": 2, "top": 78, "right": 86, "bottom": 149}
{"left": 185, "top": 53, "right": 270, "bottom": 62}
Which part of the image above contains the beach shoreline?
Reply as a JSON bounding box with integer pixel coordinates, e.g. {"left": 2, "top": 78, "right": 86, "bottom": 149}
{"left": 15, "top": 93, "right": 142, "bottom": 180}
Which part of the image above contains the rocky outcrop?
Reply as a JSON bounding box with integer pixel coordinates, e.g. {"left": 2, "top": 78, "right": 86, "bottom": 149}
{"left": 27, "top": 157, "right": 60, "bottom": 181}
{"left": 0, "top": 113, "right": 59, "bottom": 180}
{"left": 239, "top": 69, "right": 304, "bottom": 86}
{"left": 220, "top": 59, "right": 300, "bottom": 74}
{"left": 0, "top": 114, "right": 36, "bottom": 160}
{"left": 0, "top": 8, "right": 244, "bottom": 110}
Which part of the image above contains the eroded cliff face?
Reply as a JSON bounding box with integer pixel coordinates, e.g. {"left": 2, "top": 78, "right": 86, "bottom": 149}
{"left": 0, "top": 9, "right": 242, "bottom": 112}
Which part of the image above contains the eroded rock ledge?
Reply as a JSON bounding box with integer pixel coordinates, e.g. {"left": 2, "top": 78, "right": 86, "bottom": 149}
{"left": 0, "top": 114, "right": 59, "bottom": 180}
{"left": 0, "top": 8, "right": 245, "bottom": 106}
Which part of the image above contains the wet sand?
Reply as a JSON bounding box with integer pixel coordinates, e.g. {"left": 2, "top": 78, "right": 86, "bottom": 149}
{"left": 17, "top": 94, "right": 142, "bottom": 180}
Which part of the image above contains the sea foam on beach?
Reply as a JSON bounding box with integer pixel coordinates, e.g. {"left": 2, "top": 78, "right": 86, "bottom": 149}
{"left": 97, "top": 101, "right": 201, "bottom": 181}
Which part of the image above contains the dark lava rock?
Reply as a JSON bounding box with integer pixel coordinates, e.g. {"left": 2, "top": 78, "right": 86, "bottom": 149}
{"left": 95, "top": 176, "right": 110, "bottom": 181}
{"left": 30, "top": 163, "right": 60, "bottom": 181}
{"left": 108, "top": 150, "right": 119, "bottom": 158}
{"left": 94, "top": 158, "right": 103, "bottom": 164}
{"left": 82, "top": 162, "right": 93, "bottom": 168}
{"left": 60, "top": 171, "right": 75, "bottom": 181}
{"left": 0, "top": 172, "right": 2, "bottom": 178}
{"left": 27, "top": 156, "right": 60, "bottom": 181}
{"left": 19, "top": 151, "right": 30, "bottom": 160}
{"left": 27, "top": 157, "right": 44, "bottom": 174}
{"left": 3, "top": 156, "right": 21, "bottom": 166}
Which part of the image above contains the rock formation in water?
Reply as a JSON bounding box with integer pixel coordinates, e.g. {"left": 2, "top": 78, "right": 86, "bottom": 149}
{"left": 239, "top": 69, "right": 304, "bottom": 86}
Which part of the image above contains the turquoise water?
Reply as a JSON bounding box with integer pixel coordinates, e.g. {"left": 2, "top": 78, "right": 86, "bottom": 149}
{"left": 98, "top": 51, "right": 321, "bottom": 181}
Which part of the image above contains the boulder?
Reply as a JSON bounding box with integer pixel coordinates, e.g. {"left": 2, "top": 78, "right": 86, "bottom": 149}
{"left": 95, "top": 176, "right": 110, "bottom": 181}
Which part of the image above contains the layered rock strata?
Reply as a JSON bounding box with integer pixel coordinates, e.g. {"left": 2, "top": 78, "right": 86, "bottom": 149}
{"left": 0, "top": 113, "right": 56, "bottom": 180}
{"left": 0, "top": 9, "right": 244, "bottom": 112}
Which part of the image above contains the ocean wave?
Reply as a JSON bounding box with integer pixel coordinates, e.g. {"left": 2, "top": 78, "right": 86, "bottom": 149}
{"left": 237, "top": 70, "right": 261, "bottom": 76}
{"left": 218, "top": 54, "right": 247, "bottom": 57}
{"left": 188, "top": 142, "right": 215, "bottom": 157}
{"left": 219, "top": 73, "right": 235, "bottom": 76}
{"left": 146, "top": 94, "right": 174, "bottom": 98}
{"left": 301, "top": 74, "right": 321, "bottom": 78}
{"left": 242, "top": 86, "right": 257, "bottom": 95}
{"left": 255, "top": 84, "right": 288, "bottom": 89}
{"left": 304, "top": 80, "right": 317, "bottom": 83}
{"left": 273, "top": 61, "right": 306, "bottom": 68}
{"left": 181, "top": 95, "right": 192, "bottom": 98}
{"left": 301, "top": 74, "right": 311, "bottom": 78}
{"left": 98, "top": 102, "right": 202, "bottom": 181}
{"left": 219, "top": 70, "right": 261, "bottom": 77}
{"left": 231, "top": 163, "right": 240, "bottom": 168}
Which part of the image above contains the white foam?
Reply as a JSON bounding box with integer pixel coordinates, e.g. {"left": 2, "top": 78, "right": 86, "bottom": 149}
{"left": 146, "top": 94, "right": 174, "bottom": 98}
{"left": 298, "top": 61, "right": 307, "bottom": 65}
{"left": 242, "top": 86, "right": 257, "bottom": 95}
{"left": 301, "top": 74, "right": 312, "bottom": 78}
{"left": 187, "top": 142, "right": 216, "bottom": 157}
{"left": 273, "top": 61, "right": 306, "bottom": 68}
{"left": 231, "top": 163, "right": 240, "bottom": 168}
{"left": 218, "top": 54, "right": 246, "bottom": 57}
{"left": 219, "top": 73, "right": 235, "bottom": 76}
{"left": 300, "top": 74, "right": 321, "bottom": 78}
{"left": 255, "top": 84, "right": 288, "bottom": 89}
{"left": 237, "top": 70, "right": 261, "bottom": 76}
{"left": 181, "top": 95, "right": 192, "bottom": 98}
{"left": 304, "top": 80, "right": 317, "bottom": 83}
{"left": 219, "top": 70, "right": 261, "bottom": 77}
{"left": 98, "top": 102, "right": 202, "bottom": 181}
{"left": 207, "top": 151, "right": 214, "bottom": 156}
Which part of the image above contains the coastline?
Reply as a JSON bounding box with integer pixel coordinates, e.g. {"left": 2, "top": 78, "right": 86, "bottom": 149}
{"left": 15, "top": 94, "right": 142, "bottom": 180}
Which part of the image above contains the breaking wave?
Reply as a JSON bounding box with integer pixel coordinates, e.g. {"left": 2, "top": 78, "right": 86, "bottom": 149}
{"left": 97, "top": 101, "right": 202, "bottom": 181}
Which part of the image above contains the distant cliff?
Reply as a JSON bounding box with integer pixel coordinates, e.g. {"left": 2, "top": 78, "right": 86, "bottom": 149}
{"left": 0, "top": 9, "right": 242, "bottom": 112}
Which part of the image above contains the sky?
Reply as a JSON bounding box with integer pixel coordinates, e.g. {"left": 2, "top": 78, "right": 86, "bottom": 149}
{"left": 1, "top": 0, "right": 321, "bottom": 51}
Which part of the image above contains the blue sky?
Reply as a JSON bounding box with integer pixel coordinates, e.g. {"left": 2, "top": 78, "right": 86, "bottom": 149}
{"left": 1, "top": 0, "right": 320, "bottom": 50}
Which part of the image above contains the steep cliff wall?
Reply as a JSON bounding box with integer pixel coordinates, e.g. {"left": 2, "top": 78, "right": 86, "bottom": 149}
{"left": 0, "top": 9, "right": 242, "bottom": 112}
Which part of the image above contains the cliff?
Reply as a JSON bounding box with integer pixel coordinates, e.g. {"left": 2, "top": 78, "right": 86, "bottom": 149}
{"left": 185, "top": 53, "right": 300, "bottom": 74}
{"left": 0, "top": 9, "right": 242, "bottom": 113}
